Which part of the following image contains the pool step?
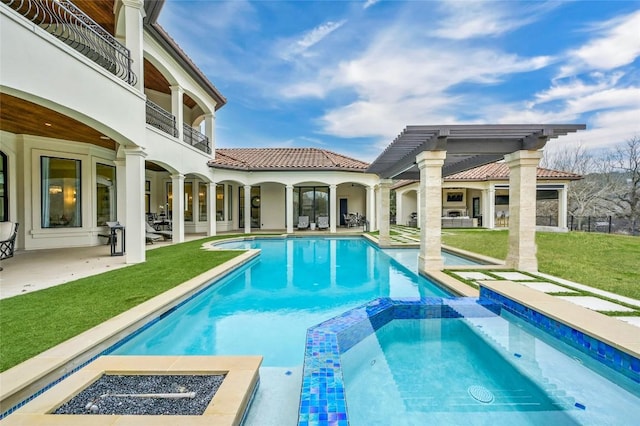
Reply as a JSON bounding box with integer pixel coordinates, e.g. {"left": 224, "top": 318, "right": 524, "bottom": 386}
{"left": 401, "top": 386, "right": 574, "bottom": 412}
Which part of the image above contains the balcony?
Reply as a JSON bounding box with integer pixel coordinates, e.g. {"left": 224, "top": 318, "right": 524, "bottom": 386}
{"left": 145, "top": 100, "right": 210, "bottom": 155}
{"left": 146, "top": 100, "right": 178, "bottom": 137}
{"left": 2, "top": 0, "right": 136, "bottom": 85}
{"left": 183, "top": 123, "right": 211, "bottom": 154}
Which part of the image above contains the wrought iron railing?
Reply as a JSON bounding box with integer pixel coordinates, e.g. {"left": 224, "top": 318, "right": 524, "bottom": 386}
{"left": 145, "top": 100, "right": 178, "bottom": 137}
{"left": 2, "top": 0, "right": 136, "bottom": 85}
{"left": 183, "top": 123, "right": 211, "bottom": 154}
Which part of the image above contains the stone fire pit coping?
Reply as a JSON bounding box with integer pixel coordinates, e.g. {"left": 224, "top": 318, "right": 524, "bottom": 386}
{"left": 4, "top": 355, "right": 262, "bottom": 425}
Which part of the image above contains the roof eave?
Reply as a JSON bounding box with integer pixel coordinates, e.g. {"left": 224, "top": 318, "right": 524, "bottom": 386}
{"left": 143, "top": 1, "right": 227, "bottom": 110}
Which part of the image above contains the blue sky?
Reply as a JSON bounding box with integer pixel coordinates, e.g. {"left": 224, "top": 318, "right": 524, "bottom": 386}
{"left": 159, "top": 0, "right": 640, "bottom": 162}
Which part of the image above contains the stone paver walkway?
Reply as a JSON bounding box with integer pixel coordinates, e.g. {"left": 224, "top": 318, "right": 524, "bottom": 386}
{"left": 376, "top": 225, "right": 640, "bottom": 328}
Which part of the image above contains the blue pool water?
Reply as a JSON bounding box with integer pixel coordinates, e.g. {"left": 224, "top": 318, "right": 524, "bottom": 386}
{"left": 341, "top": 311, "right": 640, "bottom": 425}
{"left": 112, "top": 238, "right": 452, "bottom": 365}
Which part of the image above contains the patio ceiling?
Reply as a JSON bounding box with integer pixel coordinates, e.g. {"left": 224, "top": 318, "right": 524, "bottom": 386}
{"left": 367, "top": 124, "right": 586, "bottom": 179}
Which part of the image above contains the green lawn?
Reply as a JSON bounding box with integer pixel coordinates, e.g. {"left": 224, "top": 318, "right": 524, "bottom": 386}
{"left": 442, "top": 229, "right": 640, "bottom": 300}
{"left": 0, "top": 235, "right": 246, "bottom": 372}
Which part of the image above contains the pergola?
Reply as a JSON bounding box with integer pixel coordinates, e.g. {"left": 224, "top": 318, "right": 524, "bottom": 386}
{"left": 367, "top": 124, "right": 586, "bottom": 273}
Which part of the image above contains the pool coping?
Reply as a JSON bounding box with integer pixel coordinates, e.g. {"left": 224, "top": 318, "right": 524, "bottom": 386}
{"left": 479, "top": 280, "right": 640, "bottom": 358}
{"left": 0, "top": 249, "right": 260, "bottom": 416}
{"left": 2, "top": 355, "right": 262, "bottom": 425}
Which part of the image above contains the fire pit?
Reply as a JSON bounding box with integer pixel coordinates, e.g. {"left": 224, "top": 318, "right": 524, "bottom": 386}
{"left": 6, "top": 355, "right": 262, "bottom": 425}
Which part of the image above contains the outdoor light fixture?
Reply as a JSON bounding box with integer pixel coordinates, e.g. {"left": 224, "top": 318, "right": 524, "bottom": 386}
{"left": 49, "top": 185, "right": 62, "bottom": 194}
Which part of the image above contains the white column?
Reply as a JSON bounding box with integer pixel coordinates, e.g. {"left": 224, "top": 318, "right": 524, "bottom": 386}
{"left": 171, "top": 174, "right": 185, "bottom": 243}
{"left": 375, "top": 185, "right": 382, "bottom": 231}
{"left": 487, "top": 185, "right": 496, "bottom": 229}
{"left": 504, "top": 150, "right": 543, "bottom": 273}
{"left": 207, "top": 182, "right": 216, "bottom": 236}
{"left": 114, "top": 158, "right": 126, "bottom": 224}
{"left": 417, "top": 150, "right": 447, "bottom": 272}
{"left": 204, "top": 112, "right": 215, "bottom": 157}
{"left": 329, "top": 184, "right": 337, "bottom": 233}
{"left": 367, "top": 185, "right": 376, "bottom": 231}
{"left": 378, "top": 179, "right": 393, "bottom": 247}
{"left": 558, "top": 186, "right": 568, "bottom": 230}
{"left": 171, "top": 85, "right": 184, "bottom": 141}
{"left": 395, "top": 191, "right": 403, "bottom": 226}
{"left": 286, "top": 185, "right": 294, "bottom": 233}
{"left": 244, "top": 185, "right": 251, "bottom": 234}
{"left": 123, "top": 147, "right": 147, "bottom": 264}
{"left": 122, "top": 0, "right": 144, "bottom": 91}
{"left": 416, "top": 189, "right": 422, "bottom": 226}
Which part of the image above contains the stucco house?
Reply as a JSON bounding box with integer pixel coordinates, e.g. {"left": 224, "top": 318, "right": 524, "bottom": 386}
{"left": 1, "top": 0, "right": 585, "bottom": 273}
{"left": 394, "top": 162, "right": 581, "bottom": 231}
{"left": 0, "top": 0, "right": 381, "bottom": 265}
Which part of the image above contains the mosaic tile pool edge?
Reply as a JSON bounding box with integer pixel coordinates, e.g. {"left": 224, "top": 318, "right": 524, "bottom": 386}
{"left": 479, "top": 287, "right": 640, "bottom": 384}
{"left": 299, "top": 293, "right": 640, "bottom": 425}
{"left": 297, "top": 297, "right": 478, "bottom": 426}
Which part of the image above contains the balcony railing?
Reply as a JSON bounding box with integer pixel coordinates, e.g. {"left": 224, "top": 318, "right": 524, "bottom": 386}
{"left": 183, "top": 123, "right": 211, "bottom": 154}
{"left": 145, "top": 102, "right": 210, "bottom": 154}
{"left": 3, "top": 0, "right": 136, "bottom": 85}
{"left": 146, "top": 100, "right": 178, "bottom": 137}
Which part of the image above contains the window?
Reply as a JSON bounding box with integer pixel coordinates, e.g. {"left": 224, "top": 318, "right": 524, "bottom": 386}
{"left": 199, "top": 183, "right": 208, "bottom": 221}
{"left": 145, "top": 180, "right": 151, "bottom": 214}
{"left": 0, "top": 152, "right": 7, "bottom": 222}
{"left": 185, "top": 182, "right": 193, "bottom": 221}
{"left": 41, "top": 157, "right": 81, "bottom": 228}
{"left": 295, "top": 186, "right": 329, "bottom": 223}
{"left": 96, "top": 164, "right": 116, "bottom": 226}
{"left": 495, "top": 195, "right": 509, "bottom": 205}
{"left": 216, "top": 184, "right": 224, "bottom": 221}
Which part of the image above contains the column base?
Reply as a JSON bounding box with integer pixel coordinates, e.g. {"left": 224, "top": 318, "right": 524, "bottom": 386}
{"left": 505, "top": 256, "right": 538, "bottom": 274}
{"left": 418, "top": 254, "right": 444, "bottom": 272}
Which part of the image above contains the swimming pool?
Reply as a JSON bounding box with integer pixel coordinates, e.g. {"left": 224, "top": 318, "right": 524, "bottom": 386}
{"left": 301, "top": 297, "right": 640, "bottom": 425}
{"left": 111, "top": 237, "right": 452, "bottom": 365}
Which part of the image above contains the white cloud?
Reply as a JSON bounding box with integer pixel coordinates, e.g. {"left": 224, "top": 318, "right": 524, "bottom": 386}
{"left": 280, "top": 20, "right": 347, "bottom": 59}
{"left": 531, "top": 72, "right": 624, "bottom": 106}
{"left": 432, "top": 0, "right": 559, "bottom": 40}
{"left": 560, "top": 10, "right": 640, "bottom": 76}
{"left": 363, "top": 0, "right": 380, "bottom": 10}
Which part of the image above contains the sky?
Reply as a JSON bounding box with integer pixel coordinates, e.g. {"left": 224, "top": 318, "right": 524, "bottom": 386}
{"left": 158, "top": 0, "right": 640, "bottom": 163}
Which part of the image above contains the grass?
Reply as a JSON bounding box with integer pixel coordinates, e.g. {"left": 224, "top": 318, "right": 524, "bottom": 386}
{"left": 442, "top": 229, "right": 640, "bottom": 300}
{"left": 0, "top": 235, "right": 247, "bottom": 372}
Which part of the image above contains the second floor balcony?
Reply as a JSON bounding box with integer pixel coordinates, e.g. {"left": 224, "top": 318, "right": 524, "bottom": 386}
{"left": 146, "top": 100, "right": 211, "bottom": 155}
{"left": 2, "top": 0, "right": 137, "bottom": 86}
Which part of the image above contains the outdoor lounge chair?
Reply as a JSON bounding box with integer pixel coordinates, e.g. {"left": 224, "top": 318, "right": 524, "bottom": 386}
{"left": 0, "top": 221, "right": 18, "bottom": 270}
{"left": 297, "top": 216, "right": 310, "bottom": 230}
{"left": 146, "top": 222, "right": 172, "bottom": 240}
{"left": 317, "top": 216, "right": 329, "bottom": 230}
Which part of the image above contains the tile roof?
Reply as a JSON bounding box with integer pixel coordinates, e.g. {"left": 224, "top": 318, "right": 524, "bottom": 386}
{"left": 445, "top": 162, "right": 582, "bottom": 181}
{"left": 392, "top": 162, "right": 581, "bottom": 189}
{"left": 208, "top": 148, "right": 370, "bottom": 172}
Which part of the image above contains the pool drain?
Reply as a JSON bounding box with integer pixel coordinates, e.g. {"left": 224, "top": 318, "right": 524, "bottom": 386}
{"left": 468, "top": 386, "right": 494, "bottom": 404}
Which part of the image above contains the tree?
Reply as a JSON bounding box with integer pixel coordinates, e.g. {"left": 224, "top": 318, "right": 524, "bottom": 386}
{"left": 605, "top": 135, "right": 640, "bottom": 235}
{"left": 542, "top": 144, "right": 617, "bottom": 227}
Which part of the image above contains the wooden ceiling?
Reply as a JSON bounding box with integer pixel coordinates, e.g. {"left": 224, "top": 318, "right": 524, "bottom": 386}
{"left": 72, "top": 0, "right": 116, "bottom": 35}
{"left": 144, "top": 59, "right": 197, "bottom": 109}
{"left": 0, "top": 93, "right": 116, "bottom": 149}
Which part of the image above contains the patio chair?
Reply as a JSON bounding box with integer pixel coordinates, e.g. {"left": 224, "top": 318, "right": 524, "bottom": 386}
{"left": 317, "top": 216, "right": 329, "bottom": 230}
{"left": 145, "top": 222, "right": 172, "bottom": 240}
{"left": 297, "top": 216, "right": 310, "bottom": 230}
{"left": 0, "top": 222, "right": 19, "bottom": 270}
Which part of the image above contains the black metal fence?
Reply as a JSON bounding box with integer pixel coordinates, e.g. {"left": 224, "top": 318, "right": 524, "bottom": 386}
{"left": 567, "top": 216, "right": 639, "bottom": 236}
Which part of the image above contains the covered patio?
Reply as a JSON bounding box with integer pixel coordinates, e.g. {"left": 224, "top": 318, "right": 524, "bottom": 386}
{"left": 367, "top": 124, "right": 585, "bottom": 273}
